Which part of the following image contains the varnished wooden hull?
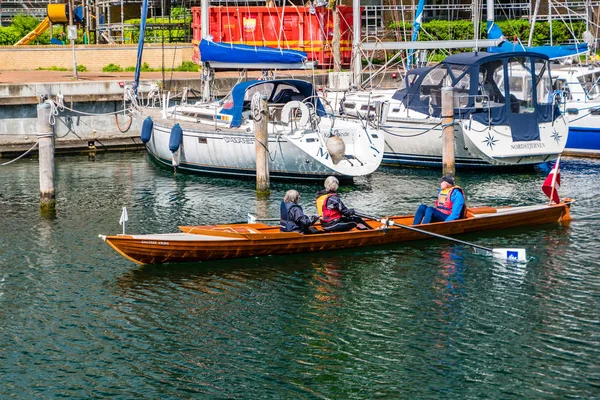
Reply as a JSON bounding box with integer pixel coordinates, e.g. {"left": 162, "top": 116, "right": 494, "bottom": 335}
{"left": 100, "top": 202, "right": 572, "bottom": 265}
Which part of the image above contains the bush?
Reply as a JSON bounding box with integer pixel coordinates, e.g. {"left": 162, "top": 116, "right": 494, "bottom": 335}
{"left": 388, "top": 19, "right": 587, "bottom": 47}
{"left": 174, "top": 61, "right": 199, "bottom": 72}
{"left": 103, "top": 63, "right": 123, "bottom": 72}
{"left": 36, "top": 66, "right": 68, "bottom": 71}
{"left": 77, "top": 65, "right": 88, "bottom": 72}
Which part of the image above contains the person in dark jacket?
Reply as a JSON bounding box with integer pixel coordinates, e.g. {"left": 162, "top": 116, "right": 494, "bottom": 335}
{"left": 280, "top": 189, "right": 319, "bottom": 233}
{"left": 315, "top": 176, "right": 371, "bottom": 232}
{"left": 413, "top": 173, "right": 466, "bottom": 225}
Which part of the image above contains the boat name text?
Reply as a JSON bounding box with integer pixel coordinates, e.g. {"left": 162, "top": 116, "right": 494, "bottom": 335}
{"left": 140, "top": 241, "right": 170, "bottom": 245}
{"left": 510, "top": 142, "right": 546, "bottom": 150}
{"left": 223, "top": 137, "right": 254, "bottom": 144}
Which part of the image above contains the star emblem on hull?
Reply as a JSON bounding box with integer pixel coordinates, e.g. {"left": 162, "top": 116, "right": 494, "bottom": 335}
{"left": 483, "top": 132, "right": 498, "bottom": 150}
{"left": 551, "top": 129, "right": 562, "bottom": 144}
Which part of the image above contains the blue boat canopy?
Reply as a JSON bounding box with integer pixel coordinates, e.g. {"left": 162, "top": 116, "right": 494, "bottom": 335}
{"left": 393, "top": 51, "right": 562, "bottom": 142}
{"left": 487, "top": 22, "right": 589, "bottom": 60}
{"left": 218, "top": 79, "right": 326, "bottom": 128}
{"left": 200, "top": 39, "right": 315, "bottom": 69}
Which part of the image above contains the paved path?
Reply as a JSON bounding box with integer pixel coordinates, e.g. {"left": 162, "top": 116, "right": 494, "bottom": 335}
{"left": 0, "top": 69, "right": 320, "bottom": 84}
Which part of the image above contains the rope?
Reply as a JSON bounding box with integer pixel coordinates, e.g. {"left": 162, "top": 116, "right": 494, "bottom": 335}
{"left": 0, "top": 141, "right": 39, "bottom": 166}
{"left": 251, "top": 92, "right": 263, "bottom": 121}
{"left": 381, "top": 122, "right": 442, "bottom": 138}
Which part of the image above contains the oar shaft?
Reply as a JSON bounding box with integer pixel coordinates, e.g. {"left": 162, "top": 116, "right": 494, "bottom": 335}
{"left": 356, "top": 212, "right": 493, "bottom": 252}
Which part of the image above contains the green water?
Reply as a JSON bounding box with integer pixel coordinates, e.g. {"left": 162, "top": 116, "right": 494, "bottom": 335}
{"left": 1, "top": 152, "right": 598, "bottom": 398}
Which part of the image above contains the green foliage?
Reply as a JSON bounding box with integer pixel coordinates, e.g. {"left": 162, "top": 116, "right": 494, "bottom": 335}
{"left": 77, "top": 65, "right": 88, "bottom": 72}
{"left": 36, "top": 66, "right": 68, "bottom": 71}
{"left": 174, "top": 61, "right": 199, "bottom": 72}
{"left": 124, "top": 66, "right": 136, "bottom": 72}
{"left": 389, "top": 18, "right": 587, "bottom": 47}
{"left": 124, "top": 17, "right": 190, "bottom": 43}
{"left": 170, "top": 6, "right": 189, "bottom": 20}
{"left": 9, "top": 14, "right": 50, "bottom": 44}
{"left": 0, "top": 26, "right": 20, "bottom": 45}
{"left": 10, "top": 15, "right": 41, "bottom": 37}
{"left": 103, "top": 63, "right": 123, "bottom": 72}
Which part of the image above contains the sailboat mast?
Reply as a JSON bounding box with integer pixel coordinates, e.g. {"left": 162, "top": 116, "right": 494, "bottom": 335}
{"left": 528, "top": 0, "right": 541, "bottom": 47}
{"left": 201, "top": 0, "right": 211, "bottom": 101}
{"left": 352, "top": 0, "right": 361, "bottom": 85}
{"left": 133, "top": 0, "right": 149, "bottom": 99}
{"left": 407, "top": 0, "right": 425, "bottom": 70}
{"left": 486, "top": 0, "right": 494, "bottom": 38}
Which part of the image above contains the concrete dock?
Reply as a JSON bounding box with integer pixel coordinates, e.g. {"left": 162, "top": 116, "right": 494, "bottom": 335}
{"left": 0, "top": 69, "right": 330, "bottom": 157}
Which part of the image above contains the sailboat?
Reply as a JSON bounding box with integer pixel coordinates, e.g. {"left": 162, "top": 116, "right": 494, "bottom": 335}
{"left": 487, "top": 0, "right": 600, "bottom": 157}
{"left": 130, "top": 0, "right": 385, "bottom": 181}
{"left": 326, "top": 0, "right": 569, "bottom": 168}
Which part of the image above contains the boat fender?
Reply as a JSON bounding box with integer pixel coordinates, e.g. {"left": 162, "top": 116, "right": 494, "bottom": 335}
{"left": 169, "top": 123, "right": 183, "bottom": 153}
{"left": 326, "top": 136, "right": 346, "bottom": 165}
{"left": 281, "top": 101, "right": 310, "bottom": 127}
{"left": 140, "top": 116, "right": 153, "bottom": 143}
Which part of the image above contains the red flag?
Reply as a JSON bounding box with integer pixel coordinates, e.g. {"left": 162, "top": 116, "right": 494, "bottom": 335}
{"left": 542, "top": 157, "right": 561, "bottom": 204}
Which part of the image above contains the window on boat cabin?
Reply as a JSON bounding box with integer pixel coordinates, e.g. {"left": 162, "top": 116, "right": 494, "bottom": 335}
{"left": 496, "top": 57, "right": 535, "bottom": 114}
{"left": 243, "top": 83, "right": 275, "bottom": 106}
{"left": 479, "top": 61, "right": 505, "bottom": 106}
{"left": 398, "top": 71, "right": 420, "bottom": 93}
{"left": 448, "top": 65, "right": 470, "bottom": 108}
{"left": 271, "top": 84, "right": 304, "bottom": 103}
{"left": 533, "top": 59, "right": 553, "bottom": 105}
{"left": 419, "top": 67, "right": 447, "bottom": 106}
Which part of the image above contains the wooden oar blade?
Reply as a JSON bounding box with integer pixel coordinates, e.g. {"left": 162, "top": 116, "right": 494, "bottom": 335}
{"left": 491, "top": 248, "right": 527, "bottom": 262}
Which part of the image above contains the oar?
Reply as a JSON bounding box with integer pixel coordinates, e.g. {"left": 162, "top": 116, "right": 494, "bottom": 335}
{"left": 247, "top": 214, "right": 280, "bottom": 224}
{"left": 355, "top": 212, "right": 527, "bottom": 262}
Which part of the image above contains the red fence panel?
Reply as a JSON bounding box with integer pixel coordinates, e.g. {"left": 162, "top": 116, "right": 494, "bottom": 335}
{"left": 191, "top": 5, "right": 358, "bottom": 68}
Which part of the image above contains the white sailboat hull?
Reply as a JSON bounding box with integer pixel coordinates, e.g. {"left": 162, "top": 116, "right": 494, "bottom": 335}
{"left": 143, "top": 110, "right": 385, "bottom": 180}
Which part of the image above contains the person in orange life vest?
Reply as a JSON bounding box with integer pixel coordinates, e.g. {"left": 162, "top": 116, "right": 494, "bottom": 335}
{"left": 412, "top": 174, "right": 466, "bottom": 225}
{"left": 315, "top": 176, "right": 371, "bottom": 232}
{"left": 280, "top": 189, "right": 320, "bottom": 233}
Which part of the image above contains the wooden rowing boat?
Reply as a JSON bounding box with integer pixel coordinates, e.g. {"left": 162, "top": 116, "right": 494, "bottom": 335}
{"left": 99, "top": 201, "right": 573, "bottom": 265}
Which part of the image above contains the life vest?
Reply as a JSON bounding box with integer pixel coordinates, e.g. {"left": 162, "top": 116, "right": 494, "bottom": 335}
{"left": 316, "top": 193, "right": 342, "bottom": 223}
{"left": 280, "top": 201, "right": 301, "bottom": 232}
{"left": 434, "top": 186, "right": 465, "bottom": 216}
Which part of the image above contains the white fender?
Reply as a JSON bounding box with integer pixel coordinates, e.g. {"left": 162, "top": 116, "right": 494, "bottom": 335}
{"left": 281, "top": 101, "right": 310, "bottom": 127}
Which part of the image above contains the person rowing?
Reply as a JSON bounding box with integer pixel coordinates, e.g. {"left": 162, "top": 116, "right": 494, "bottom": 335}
{"left": 315, "top": 176, "right": 371, "bottom": 232}
{"left": 280, "top": 189, "right": 320, "bottom": 234}
{"left": 413, "top": 173, "right": 466, "bottom": 225}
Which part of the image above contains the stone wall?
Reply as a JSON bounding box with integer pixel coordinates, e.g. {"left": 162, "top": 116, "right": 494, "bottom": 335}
{"left": 0, "top": 44, "right": 195, "bottom": 72}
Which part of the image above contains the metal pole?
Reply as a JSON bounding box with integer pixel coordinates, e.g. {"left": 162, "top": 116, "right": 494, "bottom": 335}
{"left": 441, "top": 86, "right": 455, "bottom": 176}
{"left": 37, "top": 101, "right": 55, "bottom": 212}
{"left": 333, "top": 4, "right": 341, "bottom": 72}
{"left": 254, "top": 96, "right": 270, "bottom": 194}
{"left": 352, "top": 0, "right": 361, "bottom": 86}
{"left": 69, "top": 0, "right": 78, "bottom": 79}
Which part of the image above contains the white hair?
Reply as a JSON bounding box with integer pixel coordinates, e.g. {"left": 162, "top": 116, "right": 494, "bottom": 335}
{"left": 324, "top": 176, "right": 339, "bottom": 192}
{"left": 284, "top": 189, "right": 300, "bottom": 203}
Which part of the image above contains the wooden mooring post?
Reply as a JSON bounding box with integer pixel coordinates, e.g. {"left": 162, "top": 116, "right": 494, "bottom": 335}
{"left": 441, "top": 86, "right": 456, "bottom": 176}
{"left": 254, "top": 95, "right": 270, "bottom": 194}
{"left": 37, "top": 101, "right": 56, "bottom": 212}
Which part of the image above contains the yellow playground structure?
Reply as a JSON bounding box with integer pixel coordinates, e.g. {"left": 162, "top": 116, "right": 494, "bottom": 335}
{"left": 14, "top": 3, "right": 81, "bottom": 46}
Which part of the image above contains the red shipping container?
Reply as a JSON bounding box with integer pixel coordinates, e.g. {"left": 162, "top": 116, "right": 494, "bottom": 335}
{"left": 191, "top": 5, "right": 358, "bottom": 68}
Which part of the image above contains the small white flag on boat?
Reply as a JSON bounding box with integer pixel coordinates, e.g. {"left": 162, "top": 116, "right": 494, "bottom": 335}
{"left": 119, "top": 207, "right": 128, "bottom": 235}
{"left": 119, "top": 207, "right": 128, "bottom": 225}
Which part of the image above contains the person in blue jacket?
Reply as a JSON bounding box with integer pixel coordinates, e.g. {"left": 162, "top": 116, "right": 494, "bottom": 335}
{"left": 280, "top": 189, "right": 319, "bottom": 233}
{"left": 413, "top": 174, "right": 466, "bottom": 225}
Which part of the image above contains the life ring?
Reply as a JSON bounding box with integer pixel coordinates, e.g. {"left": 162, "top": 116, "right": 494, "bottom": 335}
{"left": 281, "top": 101, "right": 310, "bottom": 127}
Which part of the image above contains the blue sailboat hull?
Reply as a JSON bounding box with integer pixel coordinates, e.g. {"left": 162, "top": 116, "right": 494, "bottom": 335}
{"left": 565, "top": 127, "right": 600, "bottom": 156}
